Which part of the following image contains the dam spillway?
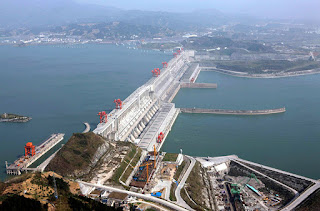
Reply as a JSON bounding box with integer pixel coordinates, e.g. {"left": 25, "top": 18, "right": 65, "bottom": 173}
{"left": 93, "top": 50, "right": 195, "bottom": 151}
{"left": 180, "top": 107, "right": 286, "bottom": 115}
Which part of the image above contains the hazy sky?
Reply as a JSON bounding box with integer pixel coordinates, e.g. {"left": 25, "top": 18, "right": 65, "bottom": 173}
{"left": 76, "top": 0, "right": 320, "bottom": 20}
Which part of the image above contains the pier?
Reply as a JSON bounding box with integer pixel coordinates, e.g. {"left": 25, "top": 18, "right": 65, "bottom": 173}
{"left": 180, "top": 83, "right": 217, "bottom": 88}
{"left": 6, "top": 134, "right": 64, "bottom": 175}
{"left": 180, "top": 107, "right": 286, "bottom": 115}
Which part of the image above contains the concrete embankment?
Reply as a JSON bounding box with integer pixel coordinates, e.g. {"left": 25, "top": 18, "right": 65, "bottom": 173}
{"left": 180, "top": 107, "right": 286, "bottom": 115}
{"left": 202, "top": 67, "right": 320, "bottom": 79}
{"left": 82, "top": 122, "right": 90, "bottom": 133}
{"left": 180, "top": 83, "right": 217, "bottom": 89}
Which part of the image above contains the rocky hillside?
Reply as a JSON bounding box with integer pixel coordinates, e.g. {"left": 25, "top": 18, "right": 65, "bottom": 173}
{"left": 0, "top": 172, "right": 119, "bottom": 210}
{"left": 46, "top": 132, "right": 109, "bottom": 177}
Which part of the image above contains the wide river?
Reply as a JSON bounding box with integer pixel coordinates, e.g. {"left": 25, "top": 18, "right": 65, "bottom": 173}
{"left": 0, "top": 45, "right": 319, "bottom": 180}
{"left": 0, "top": 44, "right": 170, "bottom": 180}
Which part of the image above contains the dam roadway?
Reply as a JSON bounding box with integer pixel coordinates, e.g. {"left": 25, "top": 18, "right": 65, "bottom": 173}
{"left": 78, "top": 181, "right": 188, "bottom": 211}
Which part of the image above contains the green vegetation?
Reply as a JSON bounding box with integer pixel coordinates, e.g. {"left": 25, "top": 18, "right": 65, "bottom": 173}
{"left": 296, "top": 188, "right": 320, "bottom": 211}
{"left": 170, "top": 182, "right": 177, "bottom": 201}
{"left": 52, "top": 22, "right": 175, "bottom": 40}
{"left": 120, "top": 147, "right": 142, "bottom": 183}
{"left": 169, "top": 159, "right": 186, "bottom": 202}
{"left": 0, "top": 194, "right": 47, "bottom": 211}
{"left": 0, "top": 182, "right": 6, "bottom": 193}
{"left": 0, "top": 113, "right": 24, "bottom": 119}
{"left": 111, "top": 143, "right": 139, "bottom": 184}
{"left": 31, "top": 172, "right": 49, "bottom": 187}
{"left": 68, "top": 195, "right": 121, "bottom": 211}
{"left": 182, "top": 161, "right": 210, "bottom": 210}
{"left": 163, "top": 153, "right": 178, "bottom": 162}
{"left": 215, "top": 60, "right": 320, "bottom": 74}
{"left": 6, "top": 173, "right": 33, "bottom": 184}
{"left": 0, "top": 172, "right": 119, "bottom": 211}
{"left": 46, "top": 132, "right": 106, "bottom": 177}
{"left": 182, "top": 36, "right": 270, "bottom": 52}
{"left": 174, "top": 160, "right": 186, "bottom": 181}
{"left": 181, "top": 188, "right": 202, "bottom": 211}
{"left": 140, "top": 42, "right": 180, "bottom": 50}
{"left": 145, "top": 209, "right": 157, "bottom": 211}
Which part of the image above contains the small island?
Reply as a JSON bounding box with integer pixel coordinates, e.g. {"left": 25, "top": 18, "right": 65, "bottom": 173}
{"left": 0, "top": 113, "right": 32, "bottom": 123}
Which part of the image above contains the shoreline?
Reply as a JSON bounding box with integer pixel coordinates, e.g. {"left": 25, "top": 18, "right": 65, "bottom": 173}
{"left": 202, "top": 67, "right": 320, "bottom": 79}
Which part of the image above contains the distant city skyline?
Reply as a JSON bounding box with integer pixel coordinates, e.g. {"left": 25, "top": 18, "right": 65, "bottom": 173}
{"left": 76, "top": 0, "right": 320, "bottom": 20}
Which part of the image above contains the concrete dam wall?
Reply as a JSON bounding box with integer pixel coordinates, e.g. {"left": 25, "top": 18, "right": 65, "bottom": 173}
{"left": 180, "top": 83, "right": 217, "bottom": 89}
{"left": 180, "top": 107, "right": 286, "bottom": 115}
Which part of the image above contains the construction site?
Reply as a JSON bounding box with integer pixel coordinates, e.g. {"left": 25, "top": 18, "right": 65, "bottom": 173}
{"left": 130, "top": 147, "right": 158, "bottom": 189}
{"left": 195, "top": 156, "right": 318, "bottom": 211}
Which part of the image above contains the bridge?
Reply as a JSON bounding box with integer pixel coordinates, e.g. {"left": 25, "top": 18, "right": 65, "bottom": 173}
{"left": 78, "top": 181, "right": 188, "bottom": 211}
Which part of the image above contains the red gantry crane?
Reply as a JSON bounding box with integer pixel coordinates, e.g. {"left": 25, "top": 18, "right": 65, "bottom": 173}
{"left": 114, "top": 99, "right": 123, "bottom": 109}
{"left": 156, "top": 132, "right": 165, "bottom": 143}
{"left": 152, "top": 68, "right": 161, "bottom": 77}
{"left": 173, "top": 52, "right": 177, "bottom": 58}
{"left": 97, "top": 111, "right": 108, "bottom": 123}
{"left": 25, "top": 142, "right": 36, "bottom": 157}
{"left": 162, "top": 62, "right": 168, "bottom": 68}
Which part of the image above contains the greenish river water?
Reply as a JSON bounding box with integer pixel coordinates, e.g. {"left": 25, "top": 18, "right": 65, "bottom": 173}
{"left": 163, "top": 71, "right": 320, "bottom": 179}
{"left": 1, "top": 45, "right": 319, "bottom": 180}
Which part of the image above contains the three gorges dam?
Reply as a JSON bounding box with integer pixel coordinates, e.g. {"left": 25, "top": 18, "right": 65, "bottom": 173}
{"left": 93, "top": 49, "right": 285, "bottom": 152}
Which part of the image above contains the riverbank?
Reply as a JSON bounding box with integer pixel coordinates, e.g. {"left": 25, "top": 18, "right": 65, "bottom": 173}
{"left": 202, "top": 67, "right": 320, "bottom": 78}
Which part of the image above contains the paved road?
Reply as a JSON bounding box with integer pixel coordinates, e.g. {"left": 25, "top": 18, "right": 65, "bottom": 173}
{"left": 78, "top": 181, "right": 188, "bottom": 211}
{"left": 175, "top": 155, "right": 196, "bottom": 210}
{"left": 129, "top": 200, "right": 170, "bottom": 211}
{"left": 281, "top": 183, "right": 320, "bottom": 211}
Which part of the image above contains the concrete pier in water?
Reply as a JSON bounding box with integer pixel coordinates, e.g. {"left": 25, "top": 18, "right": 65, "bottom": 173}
{"left": 180, "top": 107, "right": 286, "bottom": 115}
{"left": 180, "top": 82, "right": 217, "bottom": 88}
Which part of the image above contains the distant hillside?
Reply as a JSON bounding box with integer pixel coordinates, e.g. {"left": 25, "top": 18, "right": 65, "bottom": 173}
{"left": 182, "top": 36, "right": 271, "bottom": 52}
{"left": 50, "top": 22, "right": 176, "bottom": 40}
{"left": 0, "top": 0, "right": 121, "bottom": 28}
{"left": 46, "top": 132, "right": 109, "bottom": 177}
{"left": 0, "top": 0, "right": 230, "bottom": 30}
